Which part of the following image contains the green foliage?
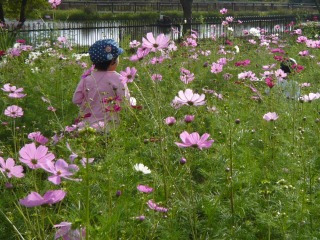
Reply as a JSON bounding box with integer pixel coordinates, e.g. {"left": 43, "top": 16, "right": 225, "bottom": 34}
{"left": 0, "top": 23, "right": 320, "bottom": 239}
{"left": 2, "top": 0, "right": 49, "bottom": 20}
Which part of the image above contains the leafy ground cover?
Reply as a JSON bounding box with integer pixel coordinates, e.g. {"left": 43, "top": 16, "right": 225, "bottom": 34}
{"left": 0, "top": 11, "right": 320, "bottom": 240}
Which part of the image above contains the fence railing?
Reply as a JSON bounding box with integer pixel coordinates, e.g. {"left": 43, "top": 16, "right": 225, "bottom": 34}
{"left": 6, "top": 15, "right": 318, "bottom": 52}
{"left": 60, "top": 1, "right": 318, "bottom": 12}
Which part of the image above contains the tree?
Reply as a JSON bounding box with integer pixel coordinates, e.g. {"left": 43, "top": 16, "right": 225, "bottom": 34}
{"left": 0, "top": 0, "right": 48, "bottom": 26}
{"left": 179, "top": 0, "right": 193, "bottom": 34}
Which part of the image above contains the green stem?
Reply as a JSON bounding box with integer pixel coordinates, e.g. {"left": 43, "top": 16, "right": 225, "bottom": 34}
{"left": 85, "top": 155, "right": 90, "bottom": 240}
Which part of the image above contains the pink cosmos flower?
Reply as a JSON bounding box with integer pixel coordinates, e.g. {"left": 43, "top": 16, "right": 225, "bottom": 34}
{"left": 28, "top": 131, "right": 49, "bottom": 145}
{"left": 296, "top": 36, "right": 308, "bottom": 43}
{"left": 41, "top": 159, "right": 80, "bottom": 185}
{"left": 147, "top": 199, "right": 168, "bottom": 212}
{"left": 299, "top": 92, "right": 320, "bottom": 102}
{"left": 235, "top": 59, "right": 250, "bottom": 67}
{"left": 129, "top": 47, "right": 150, "bottom": 61}
{"left": 151, "top": 74, "right": 163, "bottom": 82}
{"left": 211, "top": 62, "right": 223, "bottom": 74}
{"left": 19, "top": 142, "right": 55, "bottom": 169}
{"left": 265, "top": 77, "right": 275, "bottom": 88}
{"left": 1, "top": 83, "right": 26, "bottom": 98}
{"left": 80, "top": 158, "right": 95, "bottom": 167}
{"left": 142, "top": 32, "right": 170, "bottom": 52}
{"left": 19, "top": 190, "right": 66, "bottom": 207}
{"left": 274, "top": 69, "right": 287, "bottom": 81}
{"left": 300, "top": 82, "right": 311, "bottom": 88}
{"left": 220, "top": 8, "right": 228, "bottom": 14}
{"left": 150, "top": 56, "right": 164, "bottom": 65}
{"left": 175, "top": 131, "right": 214, "bottom": 150}
{"left": 293, "top": 29, "right": 302, "bottom": 35}
{"left": 262, "top": 64, "right": 276, "bottom": 70}
{"left": 183, "top": 37, "right": 197, "bottom": 47}
{"left": 226, "top": 16, "right": 233, "bottom": 22}
{"left": 299, "top": 50, "right": 309, "bottom": 56}
{"left": 137, "top": 185, "right": 154, "bottom": 193}
{"left": 238, "top": 71, "right": 258, "bottom": 81}
{"left": 164, "top": 116, "right": 176, "bottom": 126}
{"left": 274, "top": 25, "right": 281, "bottom": 30}
{"left": 54, "top": 222, "right": 86, "bottom": 240}
{"left": 129, "top": 40, "right": 141, "bottom": 48}
{"left": 0, "top": 157, "right": 24, "bottom": 178}
{"left": 48, "top": 0, "right": 61, "bottom": 9}
{"left": 119, "top": 67, "right": 137, "bottom": 84}
{"left": 172, "top": 89, "right": 206, "bottom": 108}
{"left": 184, "top": 115, "right": 195, "bottom": 123}
{"left": 4, "top": 105, "right": 24, "bottom": 118}
{"left": 263, "top": 112, "right": 279, "bottom": 121}
{"left": 180, "top": 68, "right": 195, "bottom": 84}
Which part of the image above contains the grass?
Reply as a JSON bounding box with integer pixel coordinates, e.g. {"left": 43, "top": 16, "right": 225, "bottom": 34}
{"left": 0, "top": 18, "right": 320, "bottom": 239}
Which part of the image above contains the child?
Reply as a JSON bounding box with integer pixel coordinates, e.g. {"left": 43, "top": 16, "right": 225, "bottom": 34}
{"left": 73, "top": 39, "right": 130, "bottom": 131}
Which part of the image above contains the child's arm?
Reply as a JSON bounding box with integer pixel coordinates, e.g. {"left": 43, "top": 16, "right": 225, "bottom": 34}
{"left": 72, "top": 79, "right": 85, "bottom": 105}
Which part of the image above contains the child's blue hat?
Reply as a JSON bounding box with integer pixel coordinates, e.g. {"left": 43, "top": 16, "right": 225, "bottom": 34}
{"left": 89, "top": 39, "right": 124, "bottom": 64}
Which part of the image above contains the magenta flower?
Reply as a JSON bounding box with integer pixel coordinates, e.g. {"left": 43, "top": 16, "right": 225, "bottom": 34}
{"left": 184, "top": 115, "right": 195, "bottom": 123}
{"left": 119, "top": 67, "right": 137, "bottom": 84}
{"left": 220, "top": 8, "right": 228, "bottom": 14}
{"left": 129, "top": 40, "right": 141, "bottom": 48}
{"left": 151, "top": 74, "right": 163, "bottom": 82}
{"left": 172, "top": 89, "right": 206, "bottom": 109}
{"left": 150, "top": 56, "right": 164, "bottom": 65}
{"left": 180, "top": 68, "right": 195, "bottom": 84}
{"left": 28, "top": 131, "right": 49, "bottom": 145}
{"left": 142, "top": 32, "right": 170, "bottom": 52}
{"left": 0, "top": 157, "right": 24, "bottom": 178}
{"left": 299, "top": 50, "right": 309, "bottom": 56}
{"left": 1, "top": 83, "right": 26, "bottom": 98}
{"left": 48, "top": 0, "right": 61, "bottom": 9}
{"left": 129, "top": 47, "right": 150, "bottom": 61}
{"left": 54, "top": 221, "right": 86, "bottom": 240}
{"left": 175, "top": 131, "right": 214, "bottom": 150}
{"left": 164, "top": 116, "right": 176, "bottom": 126}
{"left": 147, "top": 199, "right": 168, "bottom": 212}
{"left": 19, "top": 190, "right": 66, "bottom": 207}
{"left": 263, "top": 112, "right": 279, "bottom": 121}
{"left": 19, "top": 142, "right": 55, "bottom": 169}
{"left": 41, "top": 159, "right": 80, "bottom": 185}
{"left": 137, "top": 185, "right": 154, "bottom": 193}
{"left": 4, "top": 105, "right": 24, "bottom": 118}
{"left": 211, "top": 62, "right": 223, "bottom": 74}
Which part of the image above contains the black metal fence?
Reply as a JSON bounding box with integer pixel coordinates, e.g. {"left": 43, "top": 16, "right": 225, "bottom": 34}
{"left": 60, "top": 1, "right": 317, "bottom": 13}
{"left": 6, "top": 15, "right": 317, "bottom": 52}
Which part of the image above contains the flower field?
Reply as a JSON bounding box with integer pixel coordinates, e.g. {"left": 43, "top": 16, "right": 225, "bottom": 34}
{"left": 0, "top": 11, "right": 320, "bottom": 239}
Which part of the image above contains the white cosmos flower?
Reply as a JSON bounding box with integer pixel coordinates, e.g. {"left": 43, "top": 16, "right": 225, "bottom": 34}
{"left": 134, "top": 163, "right": 151, "bottom": 174}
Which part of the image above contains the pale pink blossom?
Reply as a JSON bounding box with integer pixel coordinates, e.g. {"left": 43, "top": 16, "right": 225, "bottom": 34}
{"left": 0, "top": 157, "right": 24, "bottom": 178}
{"left": 137, "top": 185, "right": 153, "bottom": 193}
{"left": 1, "top": 83, "right": 26, "bottom": 98}
{"left": 172, "top": 89, "right": 206, "bottom": 108}
{"left": 54, "top": 222, "right": 86, "bottom": 240}
{"left": 20, "top": 190, "right": 66, "bottom": 207}
{"left": 263, "top": 112, "right": 279, "bottom": 121}
{"left": 220, "top": 8, "right": 228, "bottom": 14}
{"left": 147, "top": 199, "right": 168, "bottom": 212}
{"left": 175, "top": 131, "right": 214, "bottom": 150}
{"left": 4, "top": 105, "right": 24, "bottom": 118}
{"left": 41, "top": 159, "right": 80, "bottom": 185}
{"left": 142, "top": 32, "right": 170, "bottom": 52}
{"left": 19, "top": 142, "right": 55, "bottom": 169}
